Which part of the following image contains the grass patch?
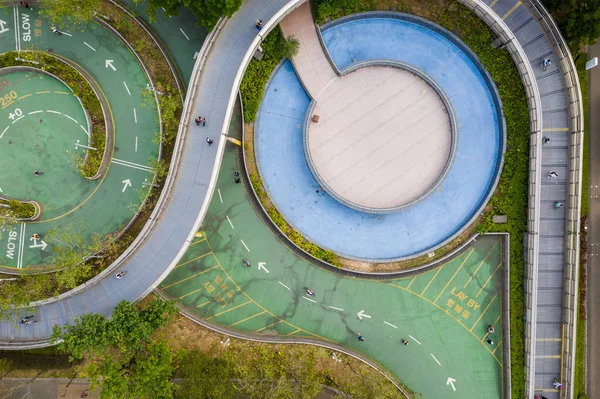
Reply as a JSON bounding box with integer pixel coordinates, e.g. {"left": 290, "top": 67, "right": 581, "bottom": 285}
{"left": 0, "top": 51, "right": 106, "bottom": 179}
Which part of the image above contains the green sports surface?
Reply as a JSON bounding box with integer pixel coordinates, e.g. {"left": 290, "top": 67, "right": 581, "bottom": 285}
{"left": 0, "top": 7, "right": 159, "bottom": 269}
{"left": 161, "top": 107, "right": 505, "bottom": 397}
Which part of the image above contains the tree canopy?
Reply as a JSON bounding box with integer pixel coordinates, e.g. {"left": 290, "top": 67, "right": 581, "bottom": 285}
{"left": 544, "top": 0, "right": 600, "bottom": 49}
{"left": 39, "top": 0, "right": 100, "bottom": 28}
{"left": 52, "top": 298, "right": 178, "bottom": 398}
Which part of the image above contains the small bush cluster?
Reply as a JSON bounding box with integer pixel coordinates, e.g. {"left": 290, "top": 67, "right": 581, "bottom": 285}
{"left": 0, "top": 199, "right": 35, "bottom": 219}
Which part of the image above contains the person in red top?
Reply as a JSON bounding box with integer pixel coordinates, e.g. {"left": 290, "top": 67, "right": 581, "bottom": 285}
{"left": 20, "top": 1, "right": 32, "bottom": 9}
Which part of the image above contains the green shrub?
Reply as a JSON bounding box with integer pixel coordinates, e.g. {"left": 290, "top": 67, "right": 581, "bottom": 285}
{"left": 0, "top": 199, "right": 35, "bottom": 219}
{"left": 240, "top": 27, "right": 286, "bottom": 122}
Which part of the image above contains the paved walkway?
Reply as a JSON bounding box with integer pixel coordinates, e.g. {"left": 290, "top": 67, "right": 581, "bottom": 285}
{"left": 586, "top": 38, "right": 600, "bottom": 399}
{"left": 279, "top": 2, "right": 337, "bottom": 99}
{"left": 481, "top": 0, "right": 573, "bottom": 397}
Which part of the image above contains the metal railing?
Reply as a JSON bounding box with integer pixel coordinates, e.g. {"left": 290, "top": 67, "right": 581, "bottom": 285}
{"left": 522, "top": 2, "right": 584, "bottom": 398}
{"left": 457, "top": 2, "right": 543, "bottom": 397}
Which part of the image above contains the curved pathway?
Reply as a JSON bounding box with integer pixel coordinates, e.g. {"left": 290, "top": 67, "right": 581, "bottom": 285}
{"left": 0, "top": 7, "right": 159, "bottom": 270}
{"left": 0, "top": 2, "right": 582, "bottom": 399}
{"left": 0, "top": 0, "right": 304, "bottom": 344}
{"left": 473, "top": 1, "right": 581, "bottom": 397}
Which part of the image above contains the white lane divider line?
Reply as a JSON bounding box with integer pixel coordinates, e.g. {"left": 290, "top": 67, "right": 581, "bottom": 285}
{"left": 61, "top": 31, "right": 72, "bottom": 37}
{"left": 226, "top": 215, "right": 234, "bottom": 229}
{"left": 328, "top": 306, "right": 344, "bottom": 312}
{"left": 123, "top": 81, "right": 131, "bottom": 95}
{"left": 217, "top": 188, "right": 223, "bottom": 203}
{"left": 278, "top": 281, "right": 291, "bottom": 291}
{"left": 180, "top": 28, "right": 190, "bottom": 40}
{"left": 80, "top": 125, "right": 89, "bottom": 137}
{"left": 111, "top": 158, "right": 153, "bottom": 172}
{"left": 409, "top": 335, "right": 422, "bottom": 345}
{"left": 11, "top": 116, "right": 24, "bottom": 124}
{"left": 28, "top": 110, "right": 43, "bottom": 115}
{"left": 135, "top": 136, "right": 138, "bottom": 152}
{"left": 303, "top": 296, "right": 316, "bottom": 303}
{"left": 241, "top": 240, "right": 250, "bottom": 252}
{"left": 46, "top": 110, "right": 61, "bottom": 114}
{"left": 17, "top": 223, "right": 26, "bottom": 269}
{"left": 430, "top": 353, "right": 441, "bottom": 366}
{"left": 384, "top": 321, "right": 398, "bottom": 329}
{"left": 64, "top": 114, "right": 78, "bottom": 124}
{"left": 84, "top": 42, "right": 96, "bottom": 51}
{"left": 0, "top": 126, "right": 9, "bottom": 139}
{"left": 133, "top": 108, "right": 137, "bottom": 123}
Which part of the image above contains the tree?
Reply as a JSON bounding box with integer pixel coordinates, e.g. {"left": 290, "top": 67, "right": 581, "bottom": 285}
{"left": 544, "top": 0, "right": 600, "bottom": 49}
{"left": 47, "top": 224, "right": 109, "bottom": 292}
{"left": 280, "top": 35, "right": 300, "bottom": 59}
{"left": 176, "top": 349, "right": 238, "bottom": 399}
{"left": 39, "top": 0, "right": 100, "bottom": 28}
{"left": 52, "top": 298, "right": 178, "bottom": 398}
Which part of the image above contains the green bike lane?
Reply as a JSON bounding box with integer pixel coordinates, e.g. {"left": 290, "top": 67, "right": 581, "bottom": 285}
{"left": 160, "top": 108, "right": 504, "bottom": 397}
{"left": 0, "top": 7, "right": 158, "bottom": 268}
{"left": 116, "top": 0, "right": 208, "bottom": 86}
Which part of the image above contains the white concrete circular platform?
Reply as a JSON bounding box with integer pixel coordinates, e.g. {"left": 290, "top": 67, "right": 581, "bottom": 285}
{"left": 305, "top": 65, "right": 455, "bottom": 213}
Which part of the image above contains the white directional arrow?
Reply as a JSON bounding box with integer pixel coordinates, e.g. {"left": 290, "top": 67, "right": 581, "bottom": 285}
{"left": 29, "top": 238, "right": 48, "bottom": 250}
{"left": 446, "top": 377, "right": 456, "bottom": 392}
{"left": 258, "top": 262, "right": 269, "bottom": 273}
{"left": 121, "top": 179, "right": 132, "bottom": 192}
{"left": 105, "top": 60, "right": 117, "bottom": 71}
{"left": 357, "top": 310, "right": 371, "bottom": 320}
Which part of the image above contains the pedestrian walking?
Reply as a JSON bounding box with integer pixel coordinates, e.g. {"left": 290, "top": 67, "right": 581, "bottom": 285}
{"left": 256, "top": 19, "right": 263, "bottom": 31}
{"left": 195, "top": 116, "right": 203, "bottom": 126}
{"left": 402, "top": 339, "right": 409, "bottom": 346}
{"left": 20, "top": 1, "right": 32, "bottom": 9}
{"left": 357, "top": 333, "right": 365, "bottom": 341}
{"left": 485, "top": 338, "right": 493, "bottom": 345}
{"left": 486, "top": 324, "right": 494, "bottom": 334}
{"left": 206, "top": 137, "right": 213, "bottom": 146}
{"left": 235, "top": 178, "right": 241, "bottom": 184}
{"left": 553, "top": 379, "right": 562, "bottom": 389}
{"left": 542, "top": 58, "right": 551, "bottom": 71}
{"left": 548, "top": 171, "right": 558, "bottom": 178}
{"left": 81, "top": 390, "right": 89, "bottom": 398}
{"left": 20, "top": 315, "right": 34, "bottom": 324}
{"left": 542, "top": 136, "right": 550, "bottom": 144}
{"left": 553, "top": 201, "right": 563, "bottom": 210}
{"left": 50, "top": 26, "right": 62, "bottom": 35}
{"left": 31, "top": 233, "right": 42, "bottom": 239}
{"left": 33, "top": 170, "right": 41, "bottom": 176}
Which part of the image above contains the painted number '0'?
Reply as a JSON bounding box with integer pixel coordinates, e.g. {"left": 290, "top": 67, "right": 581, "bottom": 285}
{"left": 0, "top": 19, "right": 9, "bottom": 35}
